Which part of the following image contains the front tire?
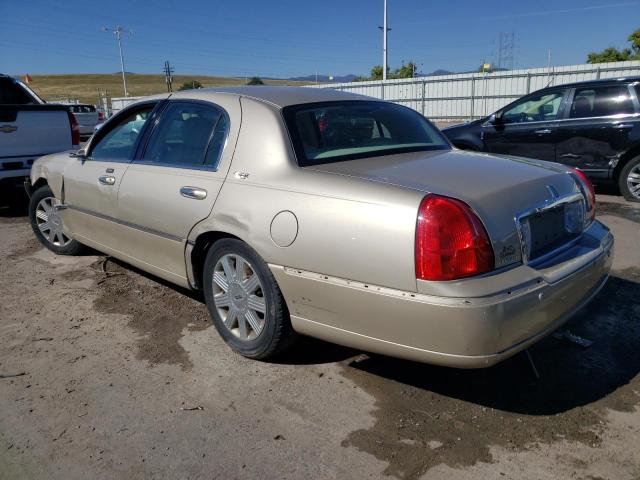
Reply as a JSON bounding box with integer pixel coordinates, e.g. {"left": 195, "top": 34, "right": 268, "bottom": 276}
{"left": 28, "top": 185, "right": 85, "bottom": 255}
{"left": 202, "top": 238, "right": 296, "bottom": 360}
{"left": 619, "top": 155, "right": 640, "bottom": 202}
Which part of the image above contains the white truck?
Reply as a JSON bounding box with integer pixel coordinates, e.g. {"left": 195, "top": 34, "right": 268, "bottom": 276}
{"left": 0, "top": 74, "right": 79, "bottom": 197}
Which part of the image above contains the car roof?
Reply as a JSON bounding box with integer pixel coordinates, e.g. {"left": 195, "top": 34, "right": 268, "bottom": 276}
{"left": 169, "top": 85, "right": 372, "bottom": 108}
{"left": 538, "top": 75, "right": 640, "bottom": 91}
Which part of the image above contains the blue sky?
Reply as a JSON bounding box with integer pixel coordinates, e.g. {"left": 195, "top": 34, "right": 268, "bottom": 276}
{"left": 0, "top": 0, "right": 638, "bottom": 78}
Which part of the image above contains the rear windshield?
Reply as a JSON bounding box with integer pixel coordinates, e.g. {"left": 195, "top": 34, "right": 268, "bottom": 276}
{"left": 283, "top": 101, "right": 450, "bottom": 166}
{"left": 70, "top": 104, "right": 96, "bottom": 113}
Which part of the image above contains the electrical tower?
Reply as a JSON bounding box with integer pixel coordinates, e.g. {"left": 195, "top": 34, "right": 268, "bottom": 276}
{"left": 496, "top": 31, "right": 515, "bottom": 70}
{"left": 163, "top": 61, "right": 174, "bottom": 92}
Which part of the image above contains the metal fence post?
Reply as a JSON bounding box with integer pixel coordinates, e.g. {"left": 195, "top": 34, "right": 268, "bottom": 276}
{"left": 421, "top": 80, "right": 426, "bottom": 116}
{"left": 381, "top": 81, "right": 385, "bottom": 100}
{"left": 526, "top": 72, "right": 531, "bottom": 94}
{"left": 596, "top": 66, "right": 601, "bottom": 79}
{"left": 470, "top": 77, "right": 475, "bottom": 120}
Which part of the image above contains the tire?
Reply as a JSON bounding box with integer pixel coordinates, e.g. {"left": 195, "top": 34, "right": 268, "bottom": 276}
{"left": 202, "top": 238, "right": 296, "bottom": 360}
{"left": 28, "top": 185, "right": 85, "bottom": 255}
{"left": 618, "top": 155, "right": 640, "bottom": 203}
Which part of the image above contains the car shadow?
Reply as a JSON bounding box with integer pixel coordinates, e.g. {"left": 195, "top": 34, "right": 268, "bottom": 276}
{"left": 0, "top": 189, "right": 29, "bottom": 219}
{"left": 344, "top": 272, "right": 640, "bottom": 415}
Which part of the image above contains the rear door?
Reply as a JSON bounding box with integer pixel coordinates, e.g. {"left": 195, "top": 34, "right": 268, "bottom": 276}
{"left": 115, "top": 97, "right": 239, "bottom": 284}
{"left": 61, "top": 102, "right": 158, "bottom": 249}
{"left": 481, "top": 88, "right": 568, "bottom": 161}
{"left": 555, "top": 83, "right": 639, "bottom": 179}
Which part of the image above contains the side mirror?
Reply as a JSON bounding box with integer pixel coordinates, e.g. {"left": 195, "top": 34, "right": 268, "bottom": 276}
{"left": 489, "top": 112, "right": 502, "bottom": 124}
{"left": 69, "top": 148, "right": 87, "bottom": 159}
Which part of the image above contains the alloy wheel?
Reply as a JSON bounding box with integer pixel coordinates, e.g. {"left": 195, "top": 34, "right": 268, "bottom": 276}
{"left": 627, "top": 164, "right": 640, "bottom": 200}
{"left": 212, "top": 253, "right": 266, "bottom": 341}
{"left": 35, "top": 197, "right": 72, "bottom": 247}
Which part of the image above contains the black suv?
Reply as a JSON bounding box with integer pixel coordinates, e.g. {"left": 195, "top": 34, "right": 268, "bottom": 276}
{"left": 442, "top": 77, "right": 640, "bottom": 202}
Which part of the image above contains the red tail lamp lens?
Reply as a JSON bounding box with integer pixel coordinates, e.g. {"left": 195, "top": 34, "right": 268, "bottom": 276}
{"left": 571, "top": 168, "right": 596, "bottom": 221}
{"left": 415, "top": 195, "right": 494, "bottom": 281}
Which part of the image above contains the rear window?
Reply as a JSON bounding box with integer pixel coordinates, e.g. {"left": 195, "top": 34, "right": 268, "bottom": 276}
{"left": 69, "top": 104, "right": 96, "bottom": 113}
{"left": 569, "top": 85, "right": 635, "bottom": 118}
{"left": 283, "top": 101, "right": 450, "bottom": 166}
{"left": 0, "top": 77, "right": 37, "bottom": 104}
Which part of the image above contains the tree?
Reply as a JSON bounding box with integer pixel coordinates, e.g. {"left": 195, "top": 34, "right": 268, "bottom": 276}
{"left": 370, "top": 65, "right": 384, "bottom": 80}
{"left": 395, "top": 61, "right": 417, "bottom": 78}
{"left": 587, "top": 27, "right": 640, "bottom": 63}
{"left": 178, "top": 80, "right": 203, "bottom": 90}
{"left": 246, "top": 76, "right": 264, "bottom": 85}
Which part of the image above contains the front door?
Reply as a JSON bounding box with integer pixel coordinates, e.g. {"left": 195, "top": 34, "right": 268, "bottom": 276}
{"left": 62, "top": 102, "right": 158, "bottom": 249}
{"left": 115, "top": 97, "right": 240, "bottom": 285}
{"left": 556, "top": 84, "right": 639, "bottom": 179}
{"left": 482, "top": 88, "right": 567, "bottom": 162}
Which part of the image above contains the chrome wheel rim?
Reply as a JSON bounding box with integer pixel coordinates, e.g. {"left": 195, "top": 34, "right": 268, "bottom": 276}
{"left": 212, "top": 253, "right": 266, "bottom": 341}
{"left": 35, "top": 197, "right": 72, "bottom": 247}
{"left": 627, "top": 164, "right": 640, "bottom": 200}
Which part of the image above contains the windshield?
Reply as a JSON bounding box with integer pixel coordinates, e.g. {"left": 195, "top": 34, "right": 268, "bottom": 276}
{"left": 283, "top": 101, "right": 450, "bottom": 166}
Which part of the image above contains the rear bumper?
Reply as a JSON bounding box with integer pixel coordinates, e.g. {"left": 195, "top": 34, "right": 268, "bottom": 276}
{"left": 272, "top": 221, "right": 613, "bottom": 368}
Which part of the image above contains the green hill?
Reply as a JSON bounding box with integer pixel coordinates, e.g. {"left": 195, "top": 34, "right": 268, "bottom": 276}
{"left": 24, "top": 74, "right": 311, "bottom": 105}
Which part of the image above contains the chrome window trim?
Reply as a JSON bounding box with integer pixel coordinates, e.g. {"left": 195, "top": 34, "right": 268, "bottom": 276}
{"left": 481, "top": 112, "right": 640, "bottom": 128}
{"left": 134, "top": 99, "right": 231, "bottom": 172}
{"left": 513, "top": 191, "right": 586, "bottom": 266}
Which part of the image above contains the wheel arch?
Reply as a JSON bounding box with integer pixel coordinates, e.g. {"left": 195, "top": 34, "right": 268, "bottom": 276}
{"left": 612, "top": 144, "right": 640, "bottom": 183}
{"left": 32, "top": 177, "right": 49, "bottom": 192}
{"left": 188, "top": 230, "right": 244, "bottom": 290}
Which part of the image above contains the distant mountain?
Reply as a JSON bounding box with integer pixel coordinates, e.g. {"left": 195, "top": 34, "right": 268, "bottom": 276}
{"left": 288, "top": 74, "right": 358, "bottom": 83}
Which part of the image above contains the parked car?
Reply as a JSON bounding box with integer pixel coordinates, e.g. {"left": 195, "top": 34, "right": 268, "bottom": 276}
{"left": 0, "top": 74, "right": 79, "bottom": 196}
{"left": 442, "top": 77, "right": 640, "bottom": 202}
{"left": 64, "top": 103, "right": 102, "bottom": 139}
{"left": 26, "top": 87, "right": 613, "bottom": 368}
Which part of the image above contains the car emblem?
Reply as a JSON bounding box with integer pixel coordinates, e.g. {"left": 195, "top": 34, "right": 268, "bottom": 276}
{"left": 545, "top": 185, "right": 559, "bottom": 200}
{"left": 0, "top": 125, "right": 18, "bottom": 134}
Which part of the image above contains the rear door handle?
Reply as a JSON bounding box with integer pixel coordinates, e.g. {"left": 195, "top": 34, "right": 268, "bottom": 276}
{"left": 613, "top": 123, "right": 633, "bottom": 130}
{"left": 534, "top": 128, "right": 552, "bottom": 134}
{"left": 180, "top": 186, "right": 207, "bottom": 200}
{"left": 560, "top": 153, "right": 581, "bottom": 159}
{"left": 98, "top": 175, "right": 116, "bottom": 186}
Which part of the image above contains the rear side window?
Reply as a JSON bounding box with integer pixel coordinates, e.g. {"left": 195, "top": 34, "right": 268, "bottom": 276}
{"left": 569, "top": 85, "right": 634, "bottom": 118}
{"left": 0, "top": 77, "right": 36, "bottom": 104}
{"left": 141, "top": 102, "right": 227, "bottom": 168}
{"left": 283, "top": 101, "right": 449, "bottom": 166}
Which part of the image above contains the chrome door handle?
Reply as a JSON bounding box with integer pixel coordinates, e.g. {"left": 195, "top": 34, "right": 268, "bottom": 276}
{"left": 180, "top": 186, "right": 207, "bottom": 200}
{"left": 534, "top": 128, "right": 552, "bottom": 134}
{"left": 98, "top": 175, "right": 116, "bottom": 186}
{"left": 613, "top": 123, "right": 633, "bottom": 130}
{"left": 560, "top": 153, "right": 581, "bottom": 159}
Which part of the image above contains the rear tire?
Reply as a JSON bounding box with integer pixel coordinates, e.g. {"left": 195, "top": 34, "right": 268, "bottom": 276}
{"left": 28, "top": 185, "right": 85, "bottom": 255}
{"left": 202, "top": 238, "right": 297, "bottom": 360}
{"left": 618, "top": 155, "right": 640, "bottom": 202}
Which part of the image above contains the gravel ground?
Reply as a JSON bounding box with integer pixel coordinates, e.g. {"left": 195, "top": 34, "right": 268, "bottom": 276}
{"left": 1, "top": 190, "right": 639, "bottom": 480}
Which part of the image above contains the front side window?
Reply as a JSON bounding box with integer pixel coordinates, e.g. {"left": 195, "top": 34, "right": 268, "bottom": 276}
{"left": 283, "top": 101, "right": 449, "bottom": 166}
{"left": 89, "top": 105, "right": 154, "bottom": 161}
{"left": 141, "top": 102, "right": 226, "bottom": 168}
{"left": 569, "top": 85, "right": 634, "bottom": 118}
{"left": 501, "top": 90, "right": 565, "bottom": 124}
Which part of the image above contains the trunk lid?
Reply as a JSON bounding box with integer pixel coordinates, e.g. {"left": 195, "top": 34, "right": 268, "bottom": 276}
{"left": 307, "top": 149, "right": 582, "bottom": 268}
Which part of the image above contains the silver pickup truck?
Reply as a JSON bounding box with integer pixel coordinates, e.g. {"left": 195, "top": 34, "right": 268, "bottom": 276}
{"left": 0, "top": 74, "right": 79, "bottom": 196}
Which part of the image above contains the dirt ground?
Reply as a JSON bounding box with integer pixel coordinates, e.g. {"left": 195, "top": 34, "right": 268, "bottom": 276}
{"left": 1, "top": 190, "right": 639, "bottom": 480}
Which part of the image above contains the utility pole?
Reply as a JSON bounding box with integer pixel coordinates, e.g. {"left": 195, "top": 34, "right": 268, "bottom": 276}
{"left": 163, "top": 60, "right": 174, "bottom": 92}
{"left": 102, "top": 25, "right": 132, "bottom": 96}
{"left": 378, "top": 0, "right": 390, "bottom": 80}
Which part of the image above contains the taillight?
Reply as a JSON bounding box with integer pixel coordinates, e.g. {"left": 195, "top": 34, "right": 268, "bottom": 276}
{"left": 415, "top": 194, "right": 494, "bottom": 281}
{"left": 67, "top": 110, "right": 80, "bottom": 145}
{"left": 98, "top": 111, "right": 105, "bottom": 122}
{"left": 571, "top": 168, "right": 596, "bottom": 222}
